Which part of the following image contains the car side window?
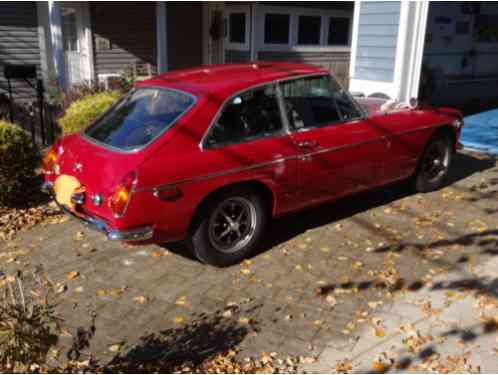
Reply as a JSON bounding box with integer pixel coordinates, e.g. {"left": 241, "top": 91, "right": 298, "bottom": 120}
{"left": 280, "top": 75, "right": 361, "bottom": 130}
{"left": 205, "top": 84, "right": 283, "bottom": 148}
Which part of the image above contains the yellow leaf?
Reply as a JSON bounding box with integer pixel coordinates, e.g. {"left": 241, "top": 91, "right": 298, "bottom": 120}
{"left": 175, "top": 296, "right": 187, "bottom": 306}
{"left": 320, "top": 246, "right": 330, "bottom": 253}
{"left": 174, "top": 316, "right": 185, "bottom": 324}
{"left": 240, "top": 268, "right": 251, "bottom": 275}
{"left": 295, "top": 264, "right": 303, "bottom": 271}
{"left": 313, "top": 320, "right": 322, "bottom": 326}
{"left": 74, "top": 286, "right": 84, "bottom": 293}
{"left": 373, "top": 327, "right": 385, "bottom": 338}
{"left": 109, "top": 344, "right": 120, "bottom": 353}
{"left": 96, "top": 290, "right": 106, "bottom": 296}
{"left": 67, "top": 271, "right": 79, "bottom": 280}
{"left": 372, "top": 361, "right": 387, "bottom": 372}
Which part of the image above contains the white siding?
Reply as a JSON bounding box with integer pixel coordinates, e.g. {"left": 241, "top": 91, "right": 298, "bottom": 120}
{"left": 353, "top": 1, "right": 401, "bottom": 82}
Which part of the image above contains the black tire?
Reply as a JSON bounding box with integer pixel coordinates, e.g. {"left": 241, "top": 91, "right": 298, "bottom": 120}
{"left": 187, "top": 187, "right": 269, "bottom": 267}
{"left": 414, "top": 132, "right": 453, "bottom": 193}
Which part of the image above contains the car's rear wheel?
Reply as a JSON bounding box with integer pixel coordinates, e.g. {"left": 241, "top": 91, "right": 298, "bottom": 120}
{"left": 414, "top": 133, "right": 453, "bottom": 192}
{"left": 188, "top": 188, "right": 268, "bottom": 267}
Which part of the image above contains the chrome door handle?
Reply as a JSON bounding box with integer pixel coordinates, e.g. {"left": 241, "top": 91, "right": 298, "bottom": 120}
{"left": 295, "top": 140, "right": 319, "bottom": 148}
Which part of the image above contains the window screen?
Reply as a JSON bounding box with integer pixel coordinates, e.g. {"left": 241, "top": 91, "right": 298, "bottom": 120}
{"left": 264, "top": 14, "right": 290, "bottom": 44}
{"left": 298, "top": 15, "right": 321, "bottom": 45}
{"left": 229, "top": 12, "right": 246, "bottom": 43}
{"left": 328, "top": 17, "right": 350, "bottom": 45}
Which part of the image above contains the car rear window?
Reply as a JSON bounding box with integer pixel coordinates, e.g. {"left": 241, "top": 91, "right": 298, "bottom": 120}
{"left": 84, "top": 88, "right": 195, "bottom": 151}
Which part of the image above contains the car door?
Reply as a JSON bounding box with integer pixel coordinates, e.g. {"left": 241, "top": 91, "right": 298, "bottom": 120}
{"left": 201, "top": 83, "right": 300, "bottom": 215}
{"left": 279, "top": 75, "right": 389, "bottom": 205}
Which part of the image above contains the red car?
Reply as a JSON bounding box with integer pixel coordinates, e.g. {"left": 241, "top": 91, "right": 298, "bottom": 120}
{"left": 42, "top": 62, "right": 463, "bottom": 266}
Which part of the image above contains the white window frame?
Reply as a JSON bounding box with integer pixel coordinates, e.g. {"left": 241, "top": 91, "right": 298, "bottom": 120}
{"left": 225, "top": 4, "right": 250, "bottom": 51}
{"left": 256, "top": 5, "right": 352, "bottom": 52}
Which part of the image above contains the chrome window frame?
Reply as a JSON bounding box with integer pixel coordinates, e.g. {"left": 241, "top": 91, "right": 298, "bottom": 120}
{"left": 277, "top": 74, "right": 366, "bottom": 134}
{"left": 81, "top": 86, "right": 198, "bottom": 154}
{"left": 200, "top": 81, "right": 289, "bottom": 150}
{"left": 199, "top": 73, "right": 334, "bottom": 150}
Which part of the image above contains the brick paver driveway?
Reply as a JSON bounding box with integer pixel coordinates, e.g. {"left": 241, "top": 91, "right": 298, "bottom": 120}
{"left": 1, "top": 151, "right": 497, "bottom": 366}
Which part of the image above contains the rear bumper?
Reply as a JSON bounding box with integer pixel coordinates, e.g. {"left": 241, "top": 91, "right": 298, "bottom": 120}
{"left": 41, "top": 181, "right": 153, "bottom": 242}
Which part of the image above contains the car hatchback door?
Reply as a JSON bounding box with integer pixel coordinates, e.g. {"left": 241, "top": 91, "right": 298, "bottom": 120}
{"left": 279, "top": 75, "right": 388, "bottom": 205}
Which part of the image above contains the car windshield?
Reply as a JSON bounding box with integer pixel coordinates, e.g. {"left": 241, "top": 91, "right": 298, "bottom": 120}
{"left": 84, "top": 88, "right": 196, "bottom": 151}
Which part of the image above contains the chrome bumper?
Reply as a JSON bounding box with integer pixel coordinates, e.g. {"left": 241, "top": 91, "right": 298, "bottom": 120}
{"left": 41, "top": 181, "right": 153, "bottom": 242}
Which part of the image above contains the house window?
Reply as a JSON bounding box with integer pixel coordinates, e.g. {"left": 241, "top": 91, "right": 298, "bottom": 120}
{"left": 264, "top": 13, "right": 290, "bottom": 44}
{"left": 328, "top": 17, "right": 350, "bottom": 46}
{"left": 229, "top": 12, "right": 246, "bottom": 44}
{"left": 298, "top": 15, "right": 321, "bottom": 45}
{"left": 226, "top": 7, "right": 250, "bottom": 50}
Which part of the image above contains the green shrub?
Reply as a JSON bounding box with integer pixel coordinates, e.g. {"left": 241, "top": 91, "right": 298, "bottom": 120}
{"left": 0, "top": 121, "right": 38, "bottom": 206}
{"left": 58, "top": 91, "right": 121, "bottom": 134}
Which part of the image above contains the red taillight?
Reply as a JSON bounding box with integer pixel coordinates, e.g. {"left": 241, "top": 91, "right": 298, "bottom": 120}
{"left": 41, "top": 143, "right": 59, "bottom": 174}
{"left": 110, "top": 171, "right": 137, "bottom": 217}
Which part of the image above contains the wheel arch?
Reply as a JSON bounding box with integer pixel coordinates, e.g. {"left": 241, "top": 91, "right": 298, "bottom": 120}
{"left": 433, "top": 124, "right": 457, "bottom": 149}
{"left": 188, "top": 179, "right": 276, "bottom": 234}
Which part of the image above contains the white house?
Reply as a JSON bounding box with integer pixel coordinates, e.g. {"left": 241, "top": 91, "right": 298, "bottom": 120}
{"left": 349, "top": 1, "right": 498, "bottom": 108}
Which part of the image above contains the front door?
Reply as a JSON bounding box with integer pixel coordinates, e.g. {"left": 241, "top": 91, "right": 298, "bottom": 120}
{"left": 61, "top": 2, "right": 92, "bottom": 88}
{"left": 279, "top": 75, "right": 388, "bottom": 205}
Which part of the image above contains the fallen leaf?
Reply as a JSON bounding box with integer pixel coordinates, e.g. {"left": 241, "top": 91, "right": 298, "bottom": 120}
{"left": 174, "top": 316, "right": 185, "bottom": 324}
{"left": 134, "top": 296, "right": 147, "bottom": 305}
{"left": 74, "top": 231, "right": 84, "bottom": 241}
{"left": 295, "top": 264, "right": 304, "bottom": 271}
{"left": 240, "top": 268, "right": 251, "bottom": 275}
{"left": 74, "top": 286, "right": 84, "bottom": 293}
{"left": 175, "top": 296, "right": 187, "bottom": 306}
{"left": 373, "top": 361, "right": 388, "bottom": 372}
{"left": 326, "top": 295, "right": 337, "bottom": 306}
{"left": 109, "top": 344, "right": 120, "bottom": 353}
{"left": 67, "top": 271, "right": 79, "bottom": 280}
{"left": 239, "top": 317, "right": 250, "bottom": 325}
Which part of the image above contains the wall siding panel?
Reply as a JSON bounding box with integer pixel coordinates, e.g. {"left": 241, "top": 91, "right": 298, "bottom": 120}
{"left": 0, "top": 2, "right": 41, "bottom": 102}
{"left": 354, "top": 1, "right": 400, "bottom": 82}
{"left": 91, "top": 2, "right": 156, "bottom": 77}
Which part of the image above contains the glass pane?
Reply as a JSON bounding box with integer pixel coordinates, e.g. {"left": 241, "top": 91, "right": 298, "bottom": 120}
{"left": 61, "top": 7, "right": 78, "bottom": 52}
{"left": 298, "top": 15, "right": 321, "bottom": 45}
{"left": 85, "top": 88, "right": 196, "bottom": 150}
{"left": 328, "top": 17, "right": 350, "bottom": 45}
{"left": 264, "top": 14, "right": 290, "bottom": 44}
{"left": 229, "top": 12, "right": 246, "bottom": 43}
{"left": 281, "top": 75, "right": 360, "bottom": 129}
{"left": 206, "top": 85, "right": 282, "bottom": 147}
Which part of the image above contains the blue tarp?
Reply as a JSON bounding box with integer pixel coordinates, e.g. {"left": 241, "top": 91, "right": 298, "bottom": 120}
{"left": 462, "top": 109, "right": 498, "bottom": 155}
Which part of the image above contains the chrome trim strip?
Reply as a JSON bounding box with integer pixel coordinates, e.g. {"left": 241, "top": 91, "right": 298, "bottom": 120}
{"left": 135, "top": 157, "right": 292, "bottom": 192}
{"left": 81, "top": 86, "right": 198, "bottom": 154}
{"left": 137, "top": 136, "right": 386, "bottom": 193}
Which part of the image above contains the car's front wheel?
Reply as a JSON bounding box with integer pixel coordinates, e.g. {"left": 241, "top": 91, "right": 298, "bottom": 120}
{"left": 414, "top": 132, "right": 453, "bottom": 192}
{"left": 188, "top": 188, "right": 268, "bottom": 267}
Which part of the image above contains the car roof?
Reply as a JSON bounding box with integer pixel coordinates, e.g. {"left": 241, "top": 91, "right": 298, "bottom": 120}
{"left": 136, "top": 62, "right": 328, "bottom": 99}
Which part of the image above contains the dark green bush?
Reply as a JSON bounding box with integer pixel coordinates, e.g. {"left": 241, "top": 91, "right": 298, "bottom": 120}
{"left": 0, "top": 121, "right": 38, "bottom": 206}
